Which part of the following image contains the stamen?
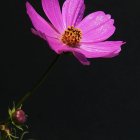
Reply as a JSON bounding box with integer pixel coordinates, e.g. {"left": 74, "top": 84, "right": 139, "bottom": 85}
{"left": 61, "top": 26, "right": 82, "bottom": 47}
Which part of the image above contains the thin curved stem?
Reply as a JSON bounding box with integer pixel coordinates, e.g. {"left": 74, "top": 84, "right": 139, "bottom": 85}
{"left": 0, "top": 55, "right": 60, "bottom": 125}
{"left": 16, "top": 55, "right": 60, "bottom": 108}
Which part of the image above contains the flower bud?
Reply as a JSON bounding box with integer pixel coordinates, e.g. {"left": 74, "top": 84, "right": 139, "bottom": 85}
{"left": 12, "top": 109, "right": 27, "bottom": 124}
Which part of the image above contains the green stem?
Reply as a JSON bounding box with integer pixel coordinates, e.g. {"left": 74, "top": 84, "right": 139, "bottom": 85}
{"left": 0, "top": 55, "right": 60, "bottom": 125}
{"left": 16, "top": 55, "right": 60, "bottom": 108}
{"left": 0, "top": 55, "right": 60, "bottom": 137}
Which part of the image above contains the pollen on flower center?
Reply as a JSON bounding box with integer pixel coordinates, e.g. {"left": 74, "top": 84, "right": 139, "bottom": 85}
{"left": 61, "top": 26, "right": 82, "bottom": 47}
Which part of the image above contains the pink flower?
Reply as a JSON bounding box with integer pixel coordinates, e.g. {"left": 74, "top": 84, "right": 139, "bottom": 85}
{"left": 26, "top": 0, "right": 125, "bottom": 65}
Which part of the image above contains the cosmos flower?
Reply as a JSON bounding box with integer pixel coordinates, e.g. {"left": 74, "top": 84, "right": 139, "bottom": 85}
{"left": 26, "top": 0, "right": 125, "bottom": 65}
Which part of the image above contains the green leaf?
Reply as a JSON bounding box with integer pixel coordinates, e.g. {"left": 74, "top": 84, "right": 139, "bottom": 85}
{"left": 8, "top": 108, "right": 12, "bottom": 117}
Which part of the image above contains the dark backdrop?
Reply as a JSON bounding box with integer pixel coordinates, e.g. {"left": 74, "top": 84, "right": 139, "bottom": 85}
{"left": 1, "top": 0, "right": 140, "bottom": 139}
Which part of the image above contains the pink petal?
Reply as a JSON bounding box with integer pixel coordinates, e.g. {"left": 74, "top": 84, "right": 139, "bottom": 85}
{"left": 42, "top": 0, "right": 64, "bottom": 33}
{"left": 62, "top": 0, "right": 85, "bottom": 28}
{"left": 76, "top": 11, "right": 116, "bottom": 43}
{"left": 26, "top": 2, "right": 58, "bottom": 38}
{"left": 76, "top": 11, "right": 111, "bottom": 34}
{"left": 46, "top": 37, "right": 67, "bottom": 54}
{"left": 78, "top": 41, "right": 125, "bottom": 58}
{"left": 81, "top": 19, "right": 115, "bottom": 42}
{"left": 73, "top": 51, "right": 90, "bottom": 65}
{"left": 73, "top": 4, "right": 85, "bottom": 26}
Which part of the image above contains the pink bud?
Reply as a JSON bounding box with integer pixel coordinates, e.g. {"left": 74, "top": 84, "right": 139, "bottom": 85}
{"left": 12, "top": 109, "right": 27, "bottom": 124}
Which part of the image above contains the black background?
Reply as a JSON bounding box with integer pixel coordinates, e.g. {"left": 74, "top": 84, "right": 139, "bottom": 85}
{"left": 1, "top": 0, "right": 140, "bottom": 139}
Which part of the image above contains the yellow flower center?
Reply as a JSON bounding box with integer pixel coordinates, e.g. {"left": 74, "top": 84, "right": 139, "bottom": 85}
{"left": 61, "top": 26, "right": 82, "bottom": 47}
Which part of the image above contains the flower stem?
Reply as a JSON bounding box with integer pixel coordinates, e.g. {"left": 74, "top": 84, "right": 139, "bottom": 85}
{"left": 16, "top": 55, "right": 60, "bottom": 108}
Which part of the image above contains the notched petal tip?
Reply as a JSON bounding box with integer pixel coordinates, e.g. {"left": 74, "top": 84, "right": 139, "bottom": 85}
{"left": 78, "top": 11, "right": 116, "bottom": 42}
